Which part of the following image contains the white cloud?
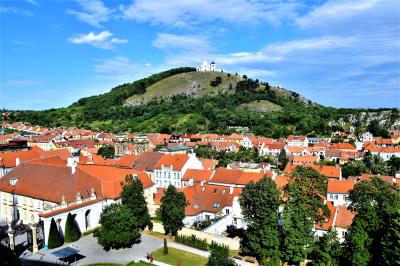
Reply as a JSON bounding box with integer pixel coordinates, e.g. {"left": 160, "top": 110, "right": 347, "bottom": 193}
{"left": 120, "top": 0, "right": 302, "bottom": 27}
{"left": 0, "top": 6, "right": 33, "bottom": 16}
{"left": 68, "top": 31, "right": 128, "bottom": 49}
{"left": 25, "top": 0, "right": 39, "bottom": 6}
{"left": 153, "top": 33, "right": 211, "bottom": 52}
{"left": 67, "top": 0, "right": 113, "bottom": 28}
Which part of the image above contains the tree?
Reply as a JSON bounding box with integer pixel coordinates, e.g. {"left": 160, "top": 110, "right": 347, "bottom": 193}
{"left": 64, "top": 213, "right": 80, "bottom": 243}
{"left": 367, "top": 120, "right": 389, "bottom": 137}
{"left": 48, "top": 218, "right": 63, "bottom": 249}
{"left": 341, "top": 160, "right": 367, "bottom": 177}
{"left": 387, "top": 155, "right": 400, "bottom": 176}
{"left": 120, "top": 175, "right": 153, "bottom": 230}
{"left": 278, "top": 148, "right": 288, "bottom": 170}
{"left": 343, "top": 177, "right": 400, "bottom": 266}
{"left": 239, "top": 177, "right": 281, "bottom": 264}
{"left": 97, "top": 145, "right": 115, "bottom": 159}
{"left": 206, "top": 244, "right": 236, "bottom": 266}
{"left": 281, "top": 167, "right": 329, "bottom": 265}
{"left": 159, "top": 185, "right": 187, "bottom": 236}
{"left": 309, "top": 228, "right": 342, "bottom": 266}
{"left": 96, "top": 203, "right": 140, "bottom": 250}
{"left": 163, "top": 238, "right": 168, "bottom": 255}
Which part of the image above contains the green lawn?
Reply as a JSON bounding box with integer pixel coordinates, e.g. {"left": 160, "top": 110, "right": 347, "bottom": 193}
{"left": 151, "top": 247, "right": 208, "bottom": 266}
{"left": 84, "top": 261, "right": 152, "bottom": 266}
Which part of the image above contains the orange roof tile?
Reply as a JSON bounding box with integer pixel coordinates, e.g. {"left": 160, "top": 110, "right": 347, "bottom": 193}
{"left": 182, "top": 169, "right": 214, "bottom": 182}
{"left": 154, "top": 154, "right": 189, "bottom": 170}
{"left": 327, "top": 180, "right": 356, "bottom": 193}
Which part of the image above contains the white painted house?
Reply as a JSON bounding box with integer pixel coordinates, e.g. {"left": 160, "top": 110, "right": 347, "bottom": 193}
{"left": 153, "top": 153, "right": 203, "bottom": 188}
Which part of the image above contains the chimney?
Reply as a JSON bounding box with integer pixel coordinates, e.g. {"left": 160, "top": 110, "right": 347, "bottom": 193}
{"left": 71, "top": 163, "right": 76, "bottom": 175}
{"left": 76, "top": 192, "right": 82, "bottom": 203}
{"left": 61, "top": 195, "right": 66, "bottom": 205}
{"left": 90, "top": 188, "right": 96, "bottom": 199}
{"left": 229, "top": 186, "right": 233, "bottom": 195}
{"left": 15, "top": 158, "right": 20, "bottom": 166}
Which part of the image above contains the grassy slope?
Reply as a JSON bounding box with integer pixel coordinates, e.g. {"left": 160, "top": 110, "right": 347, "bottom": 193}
{"left": 151, "top": 247, "right": 208, "bottom": 266}
{"left": 238, "top": 100, "right": 283, "bottom": 112}
{"left": 126, "top": 71, "right": 241, "bottom": 106}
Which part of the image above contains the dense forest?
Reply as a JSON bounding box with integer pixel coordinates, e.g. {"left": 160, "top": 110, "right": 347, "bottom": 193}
{"left": 5, "top": 67, "right": 399, "bottom": 137}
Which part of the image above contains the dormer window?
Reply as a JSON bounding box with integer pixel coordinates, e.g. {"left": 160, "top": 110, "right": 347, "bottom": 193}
{"left": 201, "top": 187, "right": 206, "bottom": 192}
{"left": 213, "top": 203, "right": 220, "bottom": 208}
{"left": 193, "top": 204, "right": 199, "bottom": 209}
{"left": 10, "top": 177, "right": 18, "bottom": 186}
{"left": 213, "top": 188, "right": 217, "bottom": 193}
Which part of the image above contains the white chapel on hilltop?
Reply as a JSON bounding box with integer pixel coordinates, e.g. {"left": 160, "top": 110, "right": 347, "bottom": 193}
{"left": 197, "top": 61, "right": 216, "bottom": 72}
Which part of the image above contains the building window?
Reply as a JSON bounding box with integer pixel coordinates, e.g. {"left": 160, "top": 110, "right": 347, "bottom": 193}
{"left": 213, "top": 203, "right": 220, "bottom": 208}
{"left": 334, "top": 195, "right": 338, "bottom": 200}
{"left": 193, "top": 204, "right": 199, "bottom": 209}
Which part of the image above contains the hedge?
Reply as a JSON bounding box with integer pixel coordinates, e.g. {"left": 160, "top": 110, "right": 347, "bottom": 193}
{"left": 174, "top": 234, "right": 229, "bottom": 252}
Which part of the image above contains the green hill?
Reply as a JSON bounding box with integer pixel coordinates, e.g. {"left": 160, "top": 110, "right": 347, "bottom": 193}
{"left": 126, "top": 71, "right": 241, "bottom": 106}
{"left": 6, "top": 68, "right": 399, "bottom": 137}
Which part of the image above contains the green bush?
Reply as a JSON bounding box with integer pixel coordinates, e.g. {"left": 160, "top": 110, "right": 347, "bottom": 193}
{"left": 163, "top": 238, "right": 168, "bottom": 255}
{"left": 175, "top": 234, "right": 208, "bottom": 250}
{"left": 64, "top": 213, "right": 81, "bottom": 243}
{"left": 48, "top": 218, "right": 63, "bottom": 249}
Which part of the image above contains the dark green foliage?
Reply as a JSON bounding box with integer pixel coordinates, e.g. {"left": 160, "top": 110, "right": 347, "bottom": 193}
{"left": 343, "top": 177, "right": 400, "bottom": 266}
{"left": 309, "top": 229, "right": 342, "bottom": 266}
{"left": 174, "top": 234, "right": 208, "bottom": 250}
{"left": 97, "top": 145, "right": 115, "bottom": 159}
{"left": 367, "top": 120, "right": 389, "bottom": 137}
{"left": 48, "top": 218, "right": 64, "bottom": 249}
{"left": 281, "top": 167, "right": 329, "bottom": 265}
{"left": 0, "top": 245, "right": 20, "bottom": 266}
{"left": 388, "top": 155, "right": 400, "bottom": 176}
{"left": 278, "top": 148, "right": 288, "bottom": 170}
{"left": 207, "top": 242, "right": 236, "bottom": 266}
{"left": 97, "top": 203, "right": 140, "bottom": 250}
{"left": 239, "top": 177, "right": 281, "bottom": 264}
{"left": 159, "top": 185, "right": 187, "bottom": 236}
{"left": 64, "top": 213, "right": 81, "bottom": 243}
{"left": 341, "top": 160, "right": 367, "bottom": 177}
{"left": 163, "top": 238, "right": 168, "bottom": 255}
{"left": 362, "top": 152, "right": 389, "bottom": 175}
{"left": 120, "top": 175, "right": 152, "bottom": 230}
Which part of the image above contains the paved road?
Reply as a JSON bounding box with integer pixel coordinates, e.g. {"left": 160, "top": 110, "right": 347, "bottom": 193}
{"left": 20, "top": 233, "right": 254, "bottom": 266}
{"left": 21, "top": 234, "right": 163, "bottom": 265}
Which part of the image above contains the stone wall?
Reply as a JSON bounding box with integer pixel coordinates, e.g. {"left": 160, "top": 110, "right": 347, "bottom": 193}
{"left": 151, "top": 222, "right": 240, "bottom": 250}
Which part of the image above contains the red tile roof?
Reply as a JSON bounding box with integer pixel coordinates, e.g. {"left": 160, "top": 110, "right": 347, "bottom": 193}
{"left": 334, "top": 205, "right": 355, "bottom": 228}
{"left": 154, "top": 154, "right": 189, "bottom": 170}
{"left": 183, "top": 183, "right": 241, "bottom": 216}
{"left": 0, "top": 149, "right": 41, "bottom": 168}
{"left": 327, "top": 180, "right": 356, "bottom": 193}
{"left": 115, "top": 154, "right": 137, "bottom": 168}
{"left": 200, "top": 158, "right": 218, "bottom": 170}
{"left": 211, "top": 168, "right": 264, "bottom": 185}
{"left": 315, "top": 201, "right": 336, "bottom": 230}
{"left": 182, "top": 169, "right": 214, "bottom": 182}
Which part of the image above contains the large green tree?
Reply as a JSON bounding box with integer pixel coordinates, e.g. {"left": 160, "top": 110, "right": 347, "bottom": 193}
{"left": 239, "top": 177, "right": 281, "bottom": 264}
{"left": 120, "top": 174, "right": 152, "bottom": 230}
{"left": 159, "top": 185, "right": 187, "bottom": 236}
{"left": 281, "top": 167, "right": 329, "bottom": 265}
{"left": 343, "top": 176, "right": 400, "bottom": 266}
{"left": 309, "top": 228, "right": 342, "bottom": 266}
{"left": 96, "top": 203, "right": 140, "bottom": 250}
{"left": 64, "top": 213, "right": 81, "bottom": 243}
{"left": 206, "top": 244, "right": 236, "bottom": 266}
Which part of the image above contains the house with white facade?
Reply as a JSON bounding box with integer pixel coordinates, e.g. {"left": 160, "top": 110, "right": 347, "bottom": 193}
{"left": 153, "top": 153, "right": 203, "bottom": 188}
{"left": 286, "top": 135, "right": 308, "bottom": 147}
{"left": 327, "top": 180, "right": 356, "bottom": 206}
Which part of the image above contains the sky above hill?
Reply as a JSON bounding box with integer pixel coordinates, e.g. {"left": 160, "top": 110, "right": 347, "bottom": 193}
{"left": 1, "top": 0, "right": 399, "bottom": 110}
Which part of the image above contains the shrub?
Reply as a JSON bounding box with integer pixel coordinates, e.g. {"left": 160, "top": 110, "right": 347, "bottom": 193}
{"left": 48, "top": 218, "right": 63, "bottom": 249}
{"left": 64, "top": 213, "right": 81, "bottom": 243}
{"left": 175, "top": 234, "right": 208, "bottom": 250}
{"left": 163, "top": 238, "right": 168, "bottom": 255}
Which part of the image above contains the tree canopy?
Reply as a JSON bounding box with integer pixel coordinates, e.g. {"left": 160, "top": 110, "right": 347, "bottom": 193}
{"left": 239, "top": 176, "right": 281, "bottom": 264}
{"left": 120, "top": 174, "right": 152, "bottom": 230}
{"left": 96, "top": 203, "right": 140, "bottom": 250}
{"left": 159, "top": 185, "right": 187, "bottom": 236}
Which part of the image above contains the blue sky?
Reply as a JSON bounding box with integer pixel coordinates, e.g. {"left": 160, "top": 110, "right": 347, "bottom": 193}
{"left": 1, "top": 0, "right": 399, "bottom": 110}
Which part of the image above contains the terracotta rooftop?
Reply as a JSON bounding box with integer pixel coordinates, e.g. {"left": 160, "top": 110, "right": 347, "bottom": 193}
{"left": 154, "top": 154, "right": 189, "bottom": 171}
